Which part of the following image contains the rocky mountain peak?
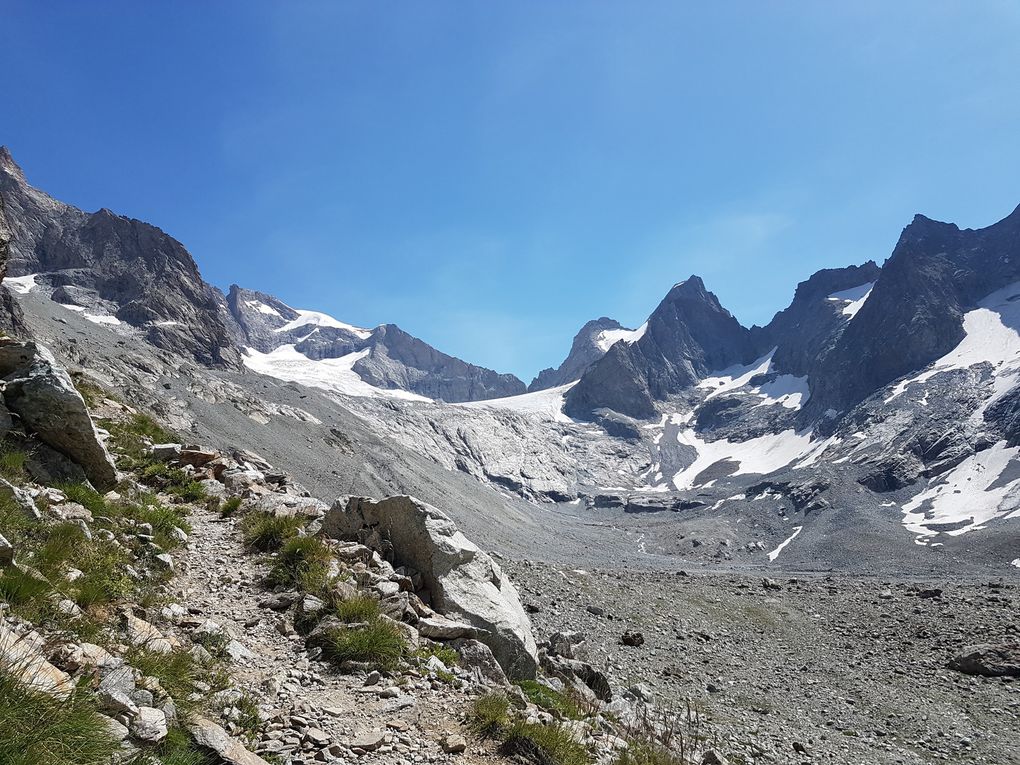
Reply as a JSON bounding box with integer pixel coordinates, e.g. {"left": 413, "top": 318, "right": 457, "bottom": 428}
{"left": 528, "top": 316, "right": 633, "bottom": 392}
{"left": 0, "top": 145, "right": 23, "bottom": 178}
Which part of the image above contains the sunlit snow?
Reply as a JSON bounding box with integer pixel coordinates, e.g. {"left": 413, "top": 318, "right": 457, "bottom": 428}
{"left": 3, "top": 274, "right": 38, "bottom": 294}
{"left": 885, "top": 280, "right": 1020, "bottom": 405}
{"left": 672, "top": 428, "right": 814, "bottom": 489}
{"left": 456, "top": 383, "right": 576, "bottom": 423}
{"left": 901, "top": 440, "right": 1020, "bottom": 538}
{"left": 698, "top": 349, "right": 809, "bottom": 409}
{"left": 242, "top": 345, "right": 429, "bottom": 401}
{"left": 767, "top": 526, "right": 803, "bottom": 561}
{"left": 273, "top": 309, "right": 373, "bottom": 339}
{"left": 595, "top": 323, "right": 647, "bottom": 352}
{"left": 827, "top": 282, "right": 874, "bottom": 318}
{"left": 244, "top": 299, "right": 282, "bottom": 318}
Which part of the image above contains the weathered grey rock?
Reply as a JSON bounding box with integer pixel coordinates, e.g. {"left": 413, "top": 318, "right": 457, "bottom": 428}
{"left": 189, "top": 717, "right": 272, "bottom": 765}
{"left": 0, "top": 340, "right": 118, "bottom": 490}
{"left": 324, "top": 495, "right": 538, "bottom": 679}
{"left": 450, "top": 638, "right": 509, "bottom": 686}
{"left": 130, "top": 706, "right": 168, "bottom": 743}
{"left": 0, "top": 623, "right": 73, "bottom": 698}
{"left": 441, "top": 732, "right": 467, "bottom": 754}
{"left": 0, "top": 476, "right": 39, "bottom": 519}
{"left": 949, "top": 643, "right": 1020, "bottom": 677}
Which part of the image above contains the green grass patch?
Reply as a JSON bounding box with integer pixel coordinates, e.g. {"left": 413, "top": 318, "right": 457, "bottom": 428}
{"left": 0, "top": 441, "right": 30, "bottom": 483}
{"left": 266, "top": 536, "right": 332, "bottom": 590}
{"left": 0, "top": 668, "right": 119, "bottom": 765}
{"left": 330, "top": 593, "right": 379, "bottom": 623}
{"left": 137, "top": 726, "right": 219, "bottom": 765}
{"left": 516, "top": 680, "right": 582, "bottom": 719}
{"left": 322, "top": 619, "right": 406, "bottom": 671}
{"left": 614, "top": 742, "right": 684, "bottom": 765}
{"left": 103, "top": 412, "right": 177, "bottom": 463}
{"left": 416, "top": 642, "right": 460, "bottom": 668}
{"left": 123, "top": 646, "right": 226, "bottom": 717}
{"left": 502, "top": 721, "right": 591, "bottom": 765}
{"left": 469, "top": 692, "right": 511, "bottom": 738}
{"left": 241, "top": 512, "right": 304, "bottom": 552}
{"left": 219, "top": 496, "right": 242, "bottom": 517}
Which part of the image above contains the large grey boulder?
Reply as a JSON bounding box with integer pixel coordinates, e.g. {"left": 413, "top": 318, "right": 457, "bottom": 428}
{"left": 949, "top": 643, "right": 1020, "bottom": 677}
{"left": 323, "top": 495, "right": 538, "bottom": 679}
{"left": 189, "top": 717, "right": 271, "bottom": 765}
{"left": 0, "top": 340, "right": 118, "bottom": 490}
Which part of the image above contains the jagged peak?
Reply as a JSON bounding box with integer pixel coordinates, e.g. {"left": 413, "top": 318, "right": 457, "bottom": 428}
{"left": 0, "top": 146, "right": 26, "bottom": 180}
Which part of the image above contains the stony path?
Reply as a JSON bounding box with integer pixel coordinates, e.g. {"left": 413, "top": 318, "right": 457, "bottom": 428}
{"left": 170, "top": 505, "right": 498, "bottom": 765}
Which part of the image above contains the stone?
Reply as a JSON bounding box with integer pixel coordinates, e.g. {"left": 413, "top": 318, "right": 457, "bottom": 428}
{"left": 324, "top": 495, "right": 539, "bottom": 679}
{"left": 450, "top": 638, "right": 509, "bottom": 686}
{"left": 0, "top": 340, "right": 118, "bottom": 490}
{"left": 189, "top": 717, "right": 273, "bottom": 765}
{"left": 548, "top": 631, "right": 586, "bottom": 659}
{"left": 701, "top": 751, "right": 728, "bottom": 765}
{"left": 949, "top": 643, "right": 1020, "bottom": 677}
{"left": 150, "top": 443, "right": 183, "bottom": 461}
{"left": 349, "top": 729, "right": 387, "bottom": 752}
{"left": 0, "top": 623, "right": 74, "bottom": 698}
{"left": 416, "top": 616, "right": 478, "bottom": 640}
{"left": 99, "top": 687, "right": 139, "bottom": 716}
{"left": 122, "top": 612, "right": 177, "bottom": 653}
{"left": 0, "top": 476, "right": 41, "bottom": 520}
{"left": 620, "top": 630, "right": 645, "bottom": 647}
{"left": 131, "top": 706, "right": 168, "bottom": 743}
{"left": 441, "top": 733, "right": 467, "bottom": 754}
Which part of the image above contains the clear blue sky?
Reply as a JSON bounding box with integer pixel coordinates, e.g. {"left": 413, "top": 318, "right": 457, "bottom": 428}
{"left": 4, "top": 2, "right": 1019, "bottom": 380}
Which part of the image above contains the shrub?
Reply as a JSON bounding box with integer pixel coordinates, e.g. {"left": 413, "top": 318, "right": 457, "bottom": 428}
{"left": 241, "top": 512, "right": 303, "bottom": 552}
{"left": 322, "top": 619, "right": 405, "bottom": 670}
{"left": 0, "top": 667, "right": 119, "bottom": 765}
{"left": 502, "top": 721, "right": 591, "bottom": 765}
{"left": 468, "top": 692, "right": 511, "bottom": 738}
{"left": 266, "top": 536, "right": 332, "bottom": 590}
{"left": 219, "top": 496, "right": 242, "bottom": 517}
{"left": 331, "top": 594, "right": 380, "bottom": 623}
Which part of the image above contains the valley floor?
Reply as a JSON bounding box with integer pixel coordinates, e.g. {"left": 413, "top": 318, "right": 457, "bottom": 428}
{"left": 505, "top": 561, "right": 1020, "bottom": 765}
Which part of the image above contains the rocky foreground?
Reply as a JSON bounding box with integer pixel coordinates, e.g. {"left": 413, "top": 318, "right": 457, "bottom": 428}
{"left": 506, "top": 561, "right": 1020, "bottom": 764}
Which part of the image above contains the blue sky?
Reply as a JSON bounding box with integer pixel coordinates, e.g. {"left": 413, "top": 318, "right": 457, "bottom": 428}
{"left": 4, "top": 2, "right": 1020, "bottom": 380}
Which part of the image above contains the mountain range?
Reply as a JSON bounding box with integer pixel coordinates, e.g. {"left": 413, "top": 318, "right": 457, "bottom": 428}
{"left": 2, "top": 145, "right": 1019, "bottom": 574}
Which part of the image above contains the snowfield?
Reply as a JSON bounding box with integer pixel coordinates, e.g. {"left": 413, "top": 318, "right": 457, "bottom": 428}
{"left": 242, "top": 345, "right": 429, "bottom": 401}
{"left": 827, "top": 282, "right": 874, "bottom": 318}
{"left": 273, "top": 309, "right": 373, "bottom": 339}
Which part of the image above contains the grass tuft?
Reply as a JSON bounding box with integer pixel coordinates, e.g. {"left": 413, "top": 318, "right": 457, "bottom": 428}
{"left": 266, "top": 536, "right": 332, "bottom": 590}
{"left": 0, "top": 667, "right": 119, "bottom": 765}
{"left": 502, "top": 721, "right": 591, "bottom": 765}
{"left": 517, "top": 680, "right": 582, "bottom": 719}
{"left": 0, "top": 441, "right": 30, "bottom": 483}
{"left": 468, "top": 692, "right": 511, "bottom": 738}
{"left": 322, "top": 619, "right": 406, "bottom": 670}
{"left": 241, "top": 512, "right": 304, "bottom": 552}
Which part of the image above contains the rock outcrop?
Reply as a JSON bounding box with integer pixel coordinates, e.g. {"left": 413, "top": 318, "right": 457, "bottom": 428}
{"left": 529, "top": 317, "right": 634, "bottom": 392}
{"left": 0, "top": 146, "right": 239, "bottom": 368}
{"left": 322, "top": 495, "right": 539, "bottom": 679}
{"left": 0, "top": 339, "right": 118, "bottom": 490}
{"left": 949, "top": 643, "right": 1020, "bottom": 677}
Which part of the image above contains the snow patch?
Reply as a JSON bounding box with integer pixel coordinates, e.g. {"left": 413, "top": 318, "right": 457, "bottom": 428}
{"left": 595, "top": 323, "right": 647, "bottom": 352}
{"left": 901, "top": 440, "right": 1020, "bottom": 538}
{"left": 699, "top": 349, "right": 809, "bottom": 409}
{"left": 274, "top": 309, "right": 372, "bottom": 339}
{"left": 242, "top": 345, "right": 429, "bottom": 401}
{"left": 885, "top": 281, "right": 1020, "bottom": 404}
{"left": 3, "top": 274, "right": 38, "bottom": 294}
{"left": 83, "top": 313, "right": 122, "bottom": 326}
{"left": 456, "top": 383, "right": 576, "bottom": 423}
{"left": 244, "top": 299, "right": 283, "bottom": 318}
{"left": 767, "top": 526, "right": 803, "bottom": 562}
{"left": 827, "top": 282, "right": 874, "bottom": 318}
{"left": 672, "top": 429, "right": 815, "bottom": 490}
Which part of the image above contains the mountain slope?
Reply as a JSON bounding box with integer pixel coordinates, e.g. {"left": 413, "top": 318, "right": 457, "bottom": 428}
{"left": 0, "top": 147, "right": 239, "bottom": 368}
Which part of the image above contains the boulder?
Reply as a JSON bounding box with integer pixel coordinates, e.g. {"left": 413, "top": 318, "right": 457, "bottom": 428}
{"left": 189, "top": 717, "right": 272, "bottom": 765}
{"left": 323, "top": 495, "right": 539, "bottom": 679}
{"left": 130, "top": 706, "right": 168, "bottom": 744}
{"left": 949, "top": 643, "right": 1020, "bottom": 677}
{"left": 0, "top": 623, "right": 74, "bottom": 698}
{"left": 0, "top": 341, "right": 118, "bottom": 490}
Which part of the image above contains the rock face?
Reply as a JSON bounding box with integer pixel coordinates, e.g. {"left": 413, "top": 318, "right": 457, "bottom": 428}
{"left": 0, "top": 339, "right": 118, "bottom": 490}
{"left": 565, "top": 277, "right": 759, "bottom": 419}
{"left": 322, "top": 495, "right": 539, "bottom": 679}
{"left": 0, "top": 146, "right": 238, "bottom": 368}
{"left": 0, "top": 189, "right": 26, "bottom": 334}
{"left": 529, "top": 317, "right": 635, "bottom": 392}
{"left": 0, "top": 623, "right": 74, "bottom": 698}
{"left": 227, "top": 284, "right": 526, "bottom": 402}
